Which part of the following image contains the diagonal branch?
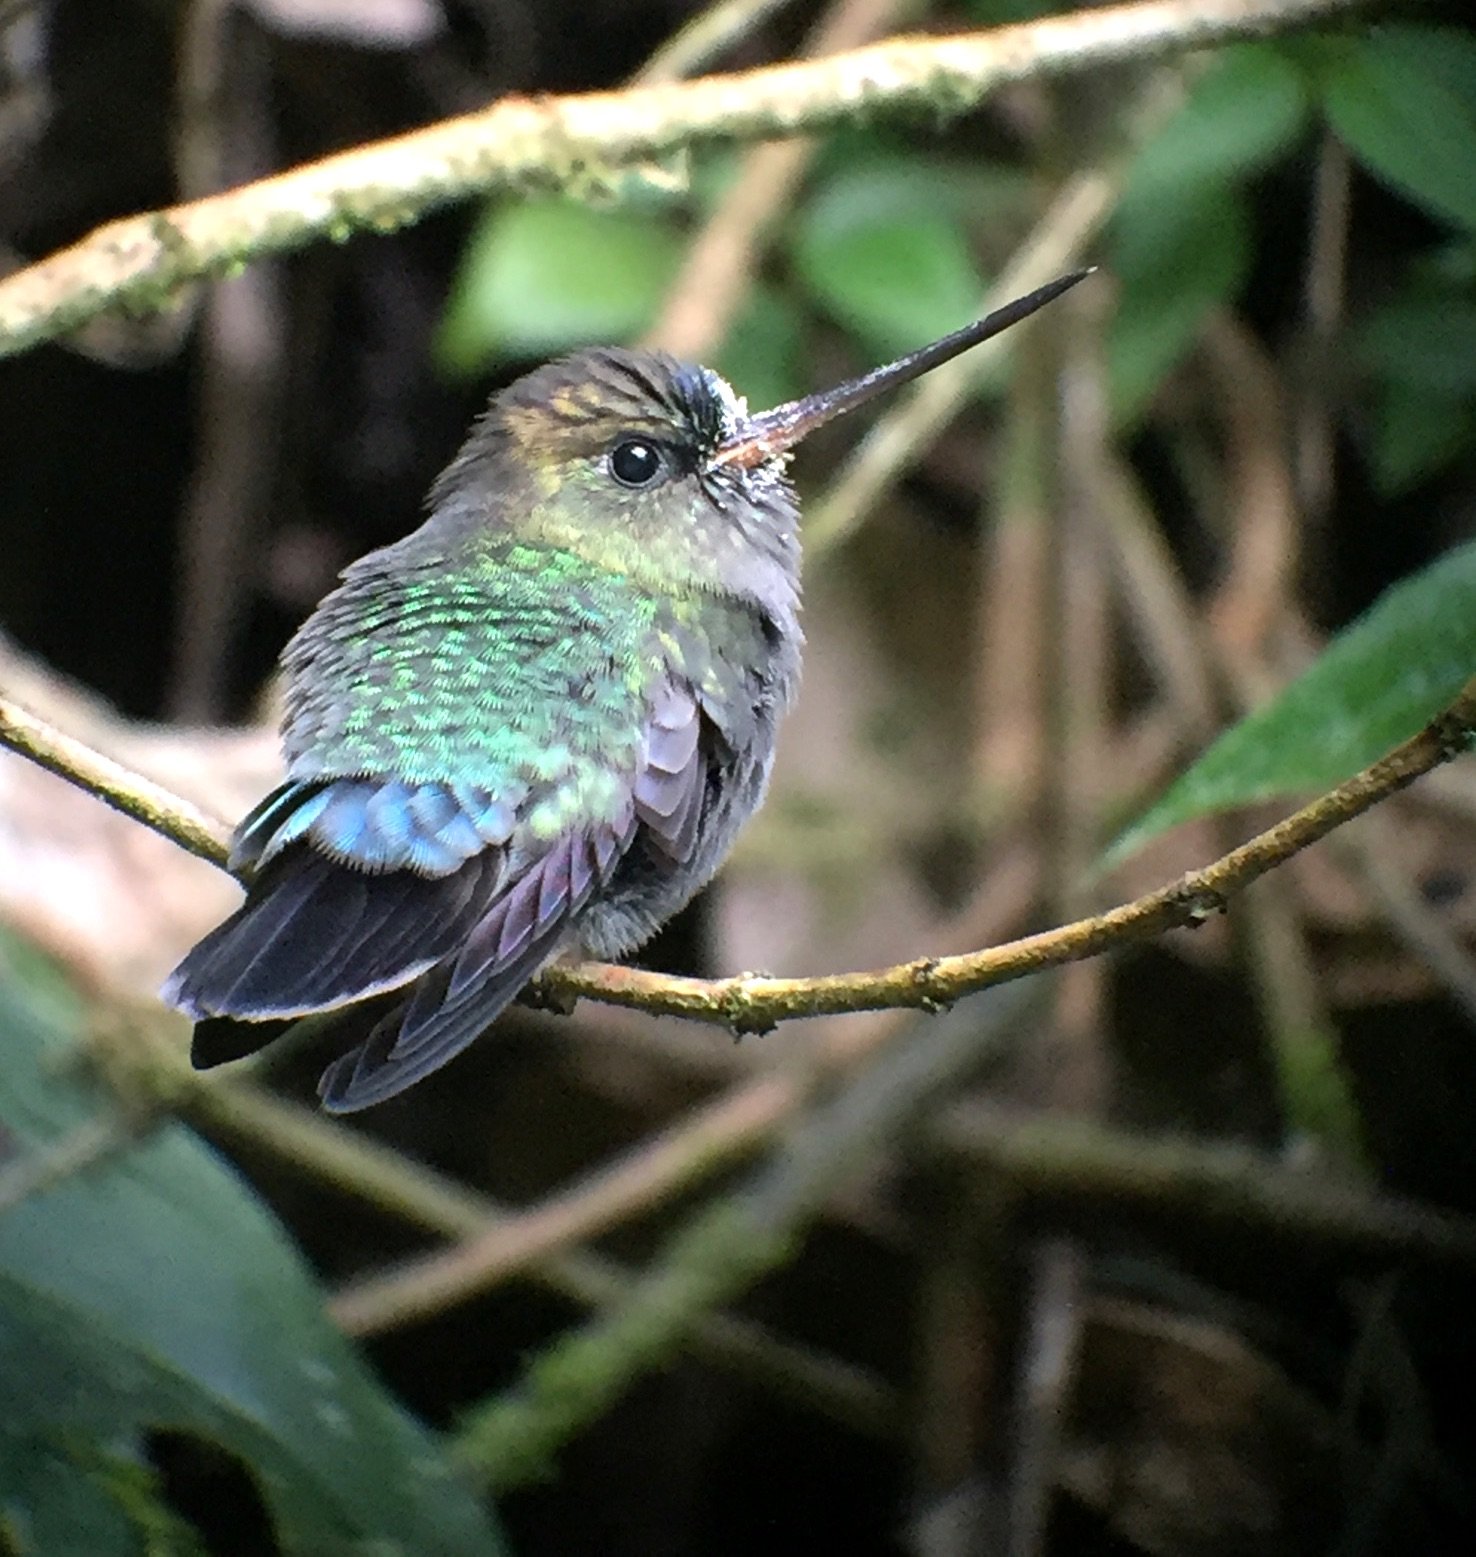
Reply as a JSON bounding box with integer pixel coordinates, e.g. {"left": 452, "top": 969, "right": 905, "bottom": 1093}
{"left": 0, "top": 0, "right": 1376, "bottom": 358}
{"left": 5, "top": 680, "right": 1475, "bottom": 1028}
{"left": 0, "top": 692, "right": 230, "bottom": 868}
{"left": 536, "top": 677, "right": 1476, "bottom": 1025}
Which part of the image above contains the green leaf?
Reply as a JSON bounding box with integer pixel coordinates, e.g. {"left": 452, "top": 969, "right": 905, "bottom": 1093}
{"left": 1352, "top": 282, "right": 1476, "bottom": 492}
{"left": 1122, "top": 44, "right": 1310, "bottom": 203}
{"left": 1365, "top": 381, "right": 1476, "bottom": 496}
{"left": 0, "top": 936, "right": 507, "bottom": 1557}
{"left": 1355, "top": 293, "right": 1476, "bottom": 394}
{"left": 1105, "top": 46, "right": 1303, "bottom": 426}
{"left": 1321, "top": 27, "right": 1476, "bottom": 232}
{"left": 437, "top": 199, "right": 682, "bottom": 374}
{"left": 1111, "top": 541, "right": 1476, "bottom": 860}
{"left": 1108, "top": 182, "right": 1252, "bottom": 425}
{"left": 790, "top": 159, "right": 988, "bottom": 358}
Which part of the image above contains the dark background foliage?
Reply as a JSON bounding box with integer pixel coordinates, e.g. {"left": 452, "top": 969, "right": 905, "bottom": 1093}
{"left": 4, "top": 1, "right": 1476, "bottom": 1553}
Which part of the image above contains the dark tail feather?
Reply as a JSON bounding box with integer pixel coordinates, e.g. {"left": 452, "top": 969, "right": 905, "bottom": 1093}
{"left": 162, "top": 851, "right": 500, "bottom": 1022}
{"left": 316, "top": 938, "right": 553, "bottom": 1112}
{"left": 315, "top": 824, "right": 630, "bottom": 1112}
{"left": 191, "top": 1015, "right": 296, "bottom": 1068}
{"left": 165, "top": 864, "right": 326, "bottom": 1016}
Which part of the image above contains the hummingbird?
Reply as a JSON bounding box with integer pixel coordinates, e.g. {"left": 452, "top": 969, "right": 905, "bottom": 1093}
{"left": 163, "top": 270, "right": 1088, "bottom": 1112}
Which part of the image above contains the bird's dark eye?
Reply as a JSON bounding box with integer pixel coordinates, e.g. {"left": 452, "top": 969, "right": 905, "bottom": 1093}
{"left": 608, "top": 438, "right": 665, "bottom": 488}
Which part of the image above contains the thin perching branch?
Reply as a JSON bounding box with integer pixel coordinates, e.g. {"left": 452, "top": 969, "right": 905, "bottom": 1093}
{"left": 536, "top": 679, "right": 1476, "bottom": 1026}
{"left": 4, "top": 679, "right": 1476, "bottom": 1027}
{"left": 0, "top": 0, "right": 1376, "bottom": 358}
{"left": 0, "top": 693, "right": 229, "bottom": 868}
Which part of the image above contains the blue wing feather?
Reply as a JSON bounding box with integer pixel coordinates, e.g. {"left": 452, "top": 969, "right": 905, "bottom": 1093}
{"left": 234, "top": 777, "right": 519, "bottom": 879}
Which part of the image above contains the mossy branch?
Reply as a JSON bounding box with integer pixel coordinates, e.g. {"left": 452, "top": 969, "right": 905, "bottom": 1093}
{"left": 0, "top": 0, "right": 1375, "bottom": 358}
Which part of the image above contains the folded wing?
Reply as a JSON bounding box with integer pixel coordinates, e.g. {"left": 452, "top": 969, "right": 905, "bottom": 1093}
{"left": 164, "top": 675, "right": 714, "bottom": 1112}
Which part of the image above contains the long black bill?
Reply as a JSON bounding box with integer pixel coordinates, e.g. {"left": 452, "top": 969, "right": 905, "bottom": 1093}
{"left": 714, "top": 268, "right": 1093, "bottom": 470}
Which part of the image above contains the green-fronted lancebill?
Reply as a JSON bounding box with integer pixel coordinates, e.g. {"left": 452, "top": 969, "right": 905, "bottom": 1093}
{"left": 163, "top": 270, "right": 1090, "bottom": 1111}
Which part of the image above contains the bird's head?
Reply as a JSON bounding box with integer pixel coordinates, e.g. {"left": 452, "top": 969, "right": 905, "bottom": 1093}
{"left": 426, "top": 270, "right": 1092, "bottom": 609}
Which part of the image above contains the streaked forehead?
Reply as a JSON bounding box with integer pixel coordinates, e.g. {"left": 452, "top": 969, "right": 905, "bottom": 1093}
{"left": 498, "top": 347, "right": 744, "bottom": 453}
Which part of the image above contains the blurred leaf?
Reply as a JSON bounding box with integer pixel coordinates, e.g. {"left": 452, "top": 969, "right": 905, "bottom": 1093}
{"left": 1122, "top": 44, "right": 1310, "bottom": 203}
{"left": 1105, "top": 45, "right": 1306, "bottom": 423}
{"left": 791, "top": 159, "right": 988, "bottom": 357}
{"left": 1354, "top": 283, "right": 1476, "bottom": 492}
{"left": 1363, "top": 379, "right": 1476, "bottom": 495}
{"left": 1108, "top": 182, "right": 1251, "bottom": 424}
{"left": 1274, "top": 1024, "right": 1368, "bottom": 1168}
{"left": 804, "top": 143, "right": 1032, "bottom": 232}
{"left": 714, "top": 285, "right": 807, "bottom": 413}
{"left": 1110, "top": 541, "right": 1476, "bottom": 860}
{"left": 1355, "top": 293, "right": 1476, "bottom": 393}
{"left": 1321, "top": 26, "right": 1476, "bottom": 232}
{"left": 1365, "top": 382, "right": 1476, "bottom": 496}
{"left": 0, "top": 936, "right": 506, "bottom": 1557}
{"left": 437, "top": 200, "right": 682, "bottom": 373}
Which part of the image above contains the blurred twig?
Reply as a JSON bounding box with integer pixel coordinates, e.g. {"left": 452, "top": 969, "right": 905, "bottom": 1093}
{"left": 328, "top": 1068, "right": 807, "bottom": 1332}
{"left": 0, "top": 0, "right": 1378, "bottom": 357}
{"left": 1199, "top": 307, "right": 1365, "bottom": 1162}
{"left": 631, "top": 0, "right": 804, "bottom": 86}
{"left": 450, "top": 985, "right": 1041, "bottom": 1490}
{"left": 1203, "top": 311, "right": 1301, "bottom": 667}
{"left": 973, "top": 356, "right": 1053, "bottom": 820}
{"left": 1002, "top": 285, "right": 1111, "bottom": 1557}
{"left": 167, "top": 0, "right": 289, "bottom": 722}
{"left": 1332, "top": 816, "right": 1476, "bottom": 1028}
{"left": 1228, "top": 228, "right": 1367, "bottom": 1185}
{"left": 930, "top": 1100, "right": 1476, "bottom": 1267}
{"left": 1009, "top": 1241, "right": 1086, "bottom": 1557}
{"left": 1293, "top": 130, "right": 1352, "bottom": 543}
{"left": 1096, "top": 451, "right": 1221, "bottom": 738}
{"left": 1238, "top": 871, "right": 1364, "bottom": 1160}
